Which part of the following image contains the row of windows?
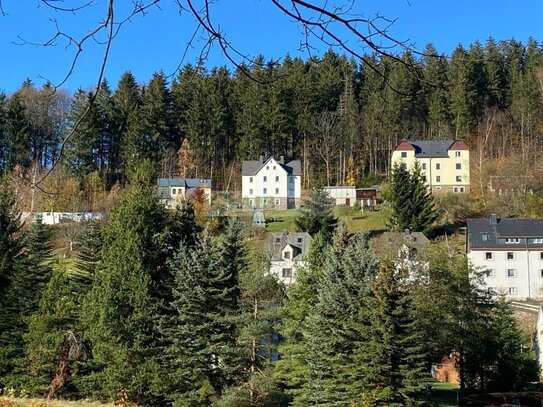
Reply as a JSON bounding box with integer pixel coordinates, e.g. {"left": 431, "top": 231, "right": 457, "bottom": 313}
{"left": 400, "top": 151, "right": 462, "bottom": 158}
{"left": 249, "top": 176, "right": 295, "bottom": 183}
{"left": 486, "top": 268, "right": 543, "bottom": 278}
{"left": 432, "top": 175, "right": 463, "bottom": 183}
{"left": 420, "top": 162, "right": 463, "bottom": 171}
{"left": 249, "top": 188, "right": 282, "bottom": 195}
{"left": 483, "top": 235, "right": 543, "bottom": 244}
{"left": 485, "top": 251, "right": 543, "bottom": 260}
{"left": 248, "top": 198, "right": 281, "bottom": 207}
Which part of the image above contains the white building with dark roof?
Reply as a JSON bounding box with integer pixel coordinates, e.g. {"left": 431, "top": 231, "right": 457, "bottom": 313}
{"left": 241, "top": 156, "right": 301, "bottom": 209}
{"left": 157, "top": 178, "right": 212, "bottom": 209}
{"left": 467, "top": 215, "right": 543, "bottom": 299}
{"left": 264, "top": 231, "right": 312, "bottom": 285}
{"left": 391, "top": 139, "right": 470, "bottom": 193}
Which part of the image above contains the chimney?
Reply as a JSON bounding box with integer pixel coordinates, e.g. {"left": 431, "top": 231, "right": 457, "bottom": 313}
{"left": 404, "top": 228, "right": 411, "bottom": 236}
{"left": 490, "top": 214, "right": 498, "bottom": 225}
{"left": 279, "top": 155, "right": 285, "bottom": 164}
{"left": 259, "top": 155, "right": 264, "bottom": 163}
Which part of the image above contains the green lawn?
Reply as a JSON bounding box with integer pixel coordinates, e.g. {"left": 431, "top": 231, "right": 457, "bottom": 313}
{"left": 431, "top": 381, "right": 459, "bottom": 406}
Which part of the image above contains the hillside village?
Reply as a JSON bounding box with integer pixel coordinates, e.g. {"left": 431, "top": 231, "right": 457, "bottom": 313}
{"left": 3, "top": 39, "right": 543, "bottom": 406}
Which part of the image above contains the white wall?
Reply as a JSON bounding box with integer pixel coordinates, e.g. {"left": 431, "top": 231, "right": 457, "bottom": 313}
{"left": 469, "top": 249, "right": 543, "bottom": 299}
{"left": 242, "top": 157, "right": 301, "bottom": 204}
{"left": 322, "top": 186, "right": 356, "bottom": 206}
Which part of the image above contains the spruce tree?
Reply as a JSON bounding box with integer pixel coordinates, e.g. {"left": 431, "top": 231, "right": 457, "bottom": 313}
{"left": 387, "top": 161, "right": 437, "bottom": 233}
{"left": 81, "top": 175, "right": 169, "bottom": 405}
{"left": 162, "top": 220, "right": 244, "bottom": 405}
{"left": 295, "top": 188, "right": 337, "bottom": 236}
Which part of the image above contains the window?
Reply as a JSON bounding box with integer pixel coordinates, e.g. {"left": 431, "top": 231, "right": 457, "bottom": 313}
{"left": 507, "top": 269, "right": 517, "bottom": 277}
{"left": 249, "top": 189, "right": 253, "bottom": 195}
{"left": 289, "top": 177, "right": 294, "bottom": 184}
{"left": 540, "top": 269, "right": 543, "bottom": 278}
{"left": 436, "top": 163, "right": 441, "bottom": 170}
{"left": 275, "top": 188, "right": 279, "bottom": 194}
{"left": 482, "top": 233, "right": 489, "bottom": 242}
{"left": 401, "top": 151, "right": 407, "bottom": 158}
{"left": 485, "top": 252, "right": 493, "bottom": 260}
{"left": 460, "top": 187, "right": 465, "bottom": 192}
{"left": 275, "top": 176, "right": 279, "bottom": 182}
{"left": 456, "top": 175, "right": 462, "bottom": 182}
{"left": 455, "top": 151, "right": 461, "bottom": 157}
{"left": 540, "top": 252, "right": 543, "bottom": 260}
{"left": 422, "top": 163, "right": 427, "bottom": 170}
{"left": 531, "top": 238, "right": 543, "bottom": 244}
{"left": 273, "top": 166, "right": 276, "bottom": 170}
{"left": 453, "top": 187, "right": 458, "bottom": 193}
{"left": 456, "top": 163, "right": 461, "bottom": 170}
{"left": 284, "top": 251, "right": 291, "bottom": 259}
{"left": 507, "top": 252, "right": 515, "bottom": 260}
{"left": 263, "top": 198, "right": 268, "bottom": 205}
{"left": 508, "top": 287, "right": 517, "bottom": 295}
{"left": 505, "top": 238, "right": 520, "bottom": 244}
{"left": 249, "top": 176, "right": 253, "bottom": 183}
{"left": 282, "top": 268, "right": 292, "bottom": 278}
{"left": 275, "top": 237, "right": 281, "bottom": 243}
{"left": 297, "top": 237, "right": 303, "bottom": 243}
{"left": 266, "top": 166, "right": 269, "bottom": 170}
{"left": 485, "top": 269, "right": 495, "bottom": 278}
{"left": 263, "top": 188, "right": 267, "bottom": 194}
{"left": 275, "top": 198, "right": 280, "bottom": 205}
{"left": 172, "top": 188, "right": 177, "bottom": 194}
{"left": 249, "top": 199, "right": 254, "bottom": 207}
{"left": 436, "top": 176, "right": 441, "bottom": 183}
{"left": 263, "top": 176, "right": 267, "bottom": 182}
{"left": 435, "top": 186, "right": 441, "bottom": 190}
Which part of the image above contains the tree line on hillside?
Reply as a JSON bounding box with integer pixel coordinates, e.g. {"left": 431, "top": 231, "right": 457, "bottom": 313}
{"left": 0, "top": 168, "right": 537, "bottom": 406}
{"left": 1, "top": 38, "right": 543, "bottom": 201}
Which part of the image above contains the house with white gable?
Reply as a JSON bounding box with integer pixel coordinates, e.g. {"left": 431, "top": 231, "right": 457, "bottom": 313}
{"left": 241, "top": 156, "right": 302, "bottom": 209}
{"left": 264, "top": 231, "right": 312, "bottom": 285}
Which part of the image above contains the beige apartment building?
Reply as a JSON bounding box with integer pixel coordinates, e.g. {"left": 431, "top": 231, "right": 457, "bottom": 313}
{"left": 391, "top": 139, "right": 470, "bottom": 193}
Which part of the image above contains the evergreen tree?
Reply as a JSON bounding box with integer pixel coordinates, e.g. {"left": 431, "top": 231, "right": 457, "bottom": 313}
{"left": 358, "top": 262, "right": 430, "bottom": 406}
{"left": 81, "top": 175, "right": 169, "bottom": 405}
{"left": 387, "top": 161, "right": 437, "bottom": 233}
{"left": 162, "top": 220, "right": 244, "bottom": 405}
{"left": 0, "top": 183, "right": 23, "bottom": 385}
{"left": 75, "top": 220, "right": 103, "bottom": 282}
{"left": 295, "top": 188, "right": 337, "bottom": 236}
{"left": 5, "top": 93, "right": 31, "bottom": 170}
{"left": 0, "top": 216, "right": 53, "bottom": 387}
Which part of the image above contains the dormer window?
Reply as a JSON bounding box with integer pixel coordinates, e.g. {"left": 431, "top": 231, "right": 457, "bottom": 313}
{"left": 297, "top": 237, "right": 302, "bottom": 243}
{"left": 505, "top": 238, "right": 519, "bottom": 244}
{"left": 284, "top": 251, "right": 291, "bottom": 259}
{"left": 482, "top": 233, "right": 489, "bottom": 242}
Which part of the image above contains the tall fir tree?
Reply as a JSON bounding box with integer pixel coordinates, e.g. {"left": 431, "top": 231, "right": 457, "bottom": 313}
{"left": 81, "top": 173, "right": 169, "bottom": 405}
{"left": 295, "top": 188, "right": 337, "bottom": 237}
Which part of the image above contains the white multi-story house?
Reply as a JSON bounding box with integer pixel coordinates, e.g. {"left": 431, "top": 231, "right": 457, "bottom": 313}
{"left": 467, "top": 215, "right": 543, "bottom": 300}
{"left": 157, "top": 178, "right": 212, "bottom": 209}
{"left": 391, "top": 139, "right": 470, "bottom": 193}
{"left": 241, "top": 156, "right": 301, "bottom": 209}
{"left": 264, "top": 231, "right": 312, "bottom": 285}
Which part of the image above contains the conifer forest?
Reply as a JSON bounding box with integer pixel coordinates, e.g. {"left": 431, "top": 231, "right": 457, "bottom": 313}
{"left": 0, "top": 38, "right": 543, "bottom": 406}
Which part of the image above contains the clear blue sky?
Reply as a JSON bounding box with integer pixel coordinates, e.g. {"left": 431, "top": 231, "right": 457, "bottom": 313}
{"left": 0, "top": 0, "right": 542, "bottom": 94}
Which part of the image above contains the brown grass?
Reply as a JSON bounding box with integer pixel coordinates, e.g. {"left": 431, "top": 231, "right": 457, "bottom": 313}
{"left": 1, "top": 398, "right": 116, "bottom": 407}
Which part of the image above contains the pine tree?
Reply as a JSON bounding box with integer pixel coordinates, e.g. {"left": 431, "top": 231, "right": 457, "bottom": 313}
{"left": 0, "top": 215, "right": 53, "bottom": 387}
{"left": 295, "top": 188, "right": 337, "bottom": 236}
{"left": 387, "top": 161, "right": 437, "bottom": 233}
{"left": 302, "top": 234, "right": 377, "bottom": 406}
{"left": 162, "top": 220, "right": 244, "bottom": 405}
{"left": 75, "top": 220, "right": 103, "bottom": 283}
{"left": 81, "top": 176, "right": 169, "bottom": 405}
{"left": 5, "top": 93, "right": 31, "bottom": 170}
{"left": 358, "top": 262, "right": 429, "bottom": 406}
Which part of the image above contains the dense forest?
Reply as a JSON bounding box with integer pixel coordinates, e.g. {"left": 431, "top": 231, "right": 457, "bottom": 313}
{"left": 1, "top": 38, "right": 543, "bottom": 211}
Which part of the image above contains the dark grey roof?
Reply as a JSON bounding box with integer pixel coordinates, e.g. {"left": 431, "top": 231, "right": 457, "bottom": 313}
{"left": 467, "top": 217, "right": 543, "bottom": 250}
{"left": 409, "top": 140, "right": 454, "bottom": 158}
{"left": 242, "top": 157, "right": 301, "bottom": 176}
{"left": 157, "top": 178, "right": 212, "bottom": 188}
{"left": 265, "top": 232, "right": 312, "bottom": 261}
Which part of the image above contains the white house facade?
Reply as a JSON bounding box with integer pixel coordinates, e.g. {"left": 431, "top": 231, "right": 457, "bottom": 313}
{"left": 157, "top": 178, "right": 212, "bottom": 209}
{"left": 467, "top": 215, "right": 543, "bottom": 300}
{"left": 241, "top": 156, "right": 301, "bottom": 209}
{"left": 322, "top": 186, "right": 357, "bottom": 206}
{"left": 265, "top": 232, "right": 312, "bottom": 285}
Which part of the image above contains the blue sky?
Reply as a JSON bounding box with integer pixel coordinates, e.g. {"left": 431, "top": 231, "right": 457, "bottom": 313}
{"left": 0, "top": 0, "right": 542, "bottom": 93}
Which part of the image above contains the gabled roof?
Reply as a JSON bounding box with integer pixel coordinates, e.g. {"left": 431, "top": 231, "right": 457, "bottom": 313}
{"left": 265, "top": 232, "right": 312, "bottom": 261}
{"left": 157, "top": 178, "right": 212, "bottom": 188}
{"left": 467, "top": 217, "right": 543, "bottom": 250}
{"left": 394, "top": 140, "right": 469, "bottom": 158}
{"left": 242, "top": 157, "right": 301, "bottom": 176}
